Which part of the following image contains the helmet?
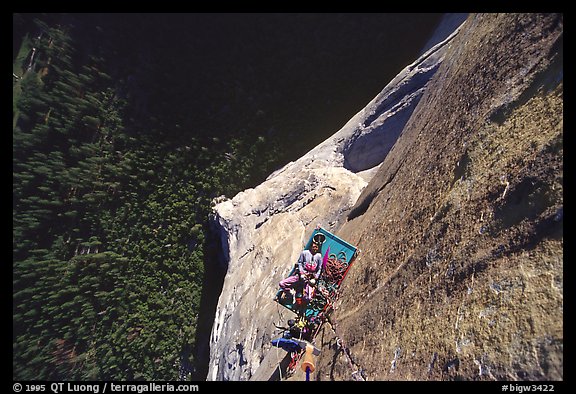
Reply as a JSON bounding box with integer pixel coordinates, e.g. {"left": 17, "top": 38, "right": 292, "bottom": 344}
{"left": 313, "top": 233, "right": 326, "bottom": 245}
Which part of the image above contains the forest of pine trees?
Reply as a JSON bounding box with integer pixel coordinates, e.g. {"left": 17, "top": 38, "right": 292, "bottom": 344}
{"left": 13, "top": 13, "right": 441, "bottom": 380}
{"left": 13, "top": 15, "right": 279, "bottom": 380}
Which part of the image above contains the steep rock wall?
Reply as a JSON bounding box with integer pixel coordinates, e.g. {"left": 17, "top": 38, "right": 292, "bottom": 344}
{"left": 207, "top": 14, "right": 467, "bottom": 381}
{"left": 313, "top": 13, "right": 563, "bottom": 381}
{"left": 207, "top": 13, "right": 563, "bottom": 381}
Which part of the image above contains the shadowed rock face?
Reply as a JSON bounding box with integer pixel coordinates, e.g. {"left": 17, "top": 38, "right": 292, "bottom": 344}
{"left": 208, "top": 13, "right": 563, "bottom": 381}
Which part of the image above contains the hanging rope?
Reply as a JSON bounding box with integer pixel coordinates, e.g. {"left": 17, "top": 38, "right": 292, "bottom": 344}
{"left": 273, "top": 300, "right": 292, "bottom": 379}
{"left": 273, "top": 299, "right": 304, "bottom": 379}
{"left": 327, "top": 316, "right": 367, "bottom": 381}
{"left": 275, "top": 336, "right": 283, "bottom": 381}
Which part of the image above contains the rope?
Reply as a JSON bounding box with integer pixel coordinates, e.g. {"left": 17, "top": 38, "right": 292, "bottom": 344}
{"left": 275, "top": 336, "right": 283, "bottom": 381}
{"left": 327, "top": 316, "right": 367, "bottom": 381}
{"left": 323, "top": 252, "right": 348, "bottom": 284}
{"left": 274, "top": 299, "right": 290, "bottom": 380}
{"left": 320, "top": 250, "right": 366, "bottom": 381}
{"left": 275, "top": 296, "right": 286, "bottom": 324}
{"left": 273, "top": 298, "right": 305, "bottom": 379}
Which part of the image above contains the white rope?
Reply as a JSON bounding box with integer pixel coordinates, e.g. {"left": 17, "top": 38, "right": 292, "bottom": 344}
{"left": 274, "top": 300, "right": 284, "bottom": 380}
{"left": 275, "top": 337, "right": 283, "bottom": 381}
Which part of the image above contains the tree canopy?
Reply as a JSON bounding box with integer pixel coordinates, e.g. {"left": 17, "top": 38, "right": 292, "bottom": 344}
{"left": 13, "top": 15, "right": 278, "bottom": 380}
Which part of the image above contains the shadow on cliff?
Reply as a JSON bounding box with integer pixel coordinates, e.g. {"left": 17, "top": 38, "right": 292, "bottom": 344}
{"left": 190, "top": 224, "right": 228, "bottom": 380}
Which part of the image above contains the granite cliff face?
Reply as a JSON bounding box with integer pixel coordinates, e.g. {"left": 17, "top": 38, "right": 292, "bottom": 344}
{"left": 207, "top": 13, "right": 563, "bottom": 381}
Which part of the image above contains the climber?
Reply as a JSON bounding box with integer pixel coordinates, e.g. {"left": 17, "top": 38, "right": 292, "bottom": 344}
{"left": 278, "top": 240, "right": 323, "bottom": 303}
